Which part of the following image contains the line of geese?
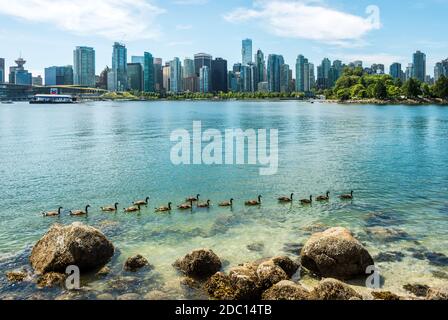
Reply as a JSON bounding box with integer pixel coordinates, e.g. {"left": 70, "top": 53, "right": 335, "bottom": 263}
{"left": 41, "top": 191, "right": 354, "bottom": 217}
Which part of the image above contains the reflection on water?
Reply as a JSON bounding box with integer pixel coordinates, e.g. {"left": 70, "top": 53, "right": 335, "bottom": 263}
{"left": 0, "top": 101, "right": 447, "bottom": 299}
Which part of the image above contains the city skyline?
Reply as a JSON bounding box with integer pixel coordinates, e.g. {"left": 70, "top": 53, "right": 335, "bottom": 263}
{"left": 0, "top": 0, "right": 447, "bottom": 78}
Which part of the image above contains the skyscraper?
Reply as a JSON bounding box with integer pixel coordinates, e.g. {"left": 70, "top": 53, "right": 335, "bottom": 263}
{"left": 434, "top": 59, "right": 448, "bottom": 82}
{"left": 170, "top": 58, "right": 183, "bottom": 93}
{"left": 131, "top": 56, "right": 144, "bottom": 67}
{"left": 267, "top": 54, "right": 284, "bottom": 92}
{"left": 295, "top": 55, "right": 309, "bottom": 92}
{"left": 242, "top": 39, "right": 253, "bottom": 65}
{"left": 45, "top": 66, "right": 74, "bottom": 86}
{"left": 10, "top": 57, "right": 32, "bottom": 85}
{"left": 73, "top": 46, "right": 95, "bottom": 87}
{"left": 406, "top": 63, "right": 414, "bottom": 81}
{"left": 390, "top": 63, "right": 404, "bottom": 81}
{"left": 194, "top": 53, "right": 212, "bottom": 77}
{"left": 0, "top": 58, "right": 4, "bottom": 83}
{"left": 211, "top": 58, "right": 228, "bottom": 93}
{"left": 144, "top": 52, "right": 155, "bottom": 92}
{"left": 183, "top": 58, "right": 195, "bottom": 78}
{"left": 127, "top": 63, "right": 143, "bottom": 91}
{"left": 112, "top": 42, "right": 127, "bottom": 92}
{"left": 199, "top": 66, "right": 210, "bottom": 93}
{"left": 162, "top": 62, "right": 171, "bottom": 92}
{"left": 32, "top": 75, "right": 43, "bottom": 86}
{"left": 154, "top": 58, "right": 163, "bottom": 92}
{"left": 255, "top": 49, "right": 266, "bottom": 87}
{"left": 280, "top": 64, "right": 291, "bottom": 93}
{"left": 412, "top": 50, "right": 426, "bottom": 82}
{"left": 317, "top": 58, "right": 332, "bottom": 89}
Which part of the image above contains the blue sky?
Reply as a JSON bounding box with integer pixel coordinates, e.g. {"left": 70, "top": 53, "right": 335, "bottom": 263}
{"left": 0, "top": 0, "right": 447, "bottom": 77}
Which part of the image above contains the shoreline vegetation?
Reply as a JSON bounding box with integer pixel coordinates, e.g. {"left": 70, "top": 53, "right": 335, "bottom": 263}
{"left": 95, "top": 69, "right": 448, "bottom": 105}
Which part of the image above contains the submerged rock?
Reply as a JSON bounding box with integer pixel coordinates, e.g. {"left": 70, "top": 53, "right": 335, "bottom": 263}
{"left": 6, "top": 269, "right": 30, "bottom": 283}
{"left": 96, "top": 266, "right": 111, "bottom": 277}
{"left": 173, "top": 249, "right": 222, "bottom": 279}
{"left": 432, "top": 270, "right": 448, "bottom": 280}
{"left": 403, "top": 284, "right": 430, "bottom": 297}
{"left": 144, "top": 290, "right": 172, "bottom": 300}
{"left": 282, "top": 243, "right": 303, "bottom": 257}
{"left": 37, "top": 272, "right": 66, "bottom": 288}
{"left": 30, "top": 222, "right": 114, "bottom": 274}
{"left": 117, "top": 293, "right": 140, "bottom": 300}
{"left": 365, "top": 227, "right": 412, "bottom": 242}
{"left": 310, "top": 278, "right": 363, "bottom": 300}
{"left": 262, "top": 280, "right": 309, "bottom": 300}
{"left": 374, "top": 251, "right": 405, "bottom": 263}
{"left": 247, "top": 242, "right": 265, "bottom": 252}
{"left": 124, "top": 255, "right": 151, "bottom": 272}
{"left": 300, "top": 227, "right": 374, "bottom": 280}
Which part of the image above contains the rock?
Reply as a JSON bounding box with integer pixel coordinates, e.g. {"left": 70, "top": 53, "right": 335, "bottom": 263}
{"left": 30, "top": 222, "right": 114, "bottom": 274}
{"left": 124, "top": 255, "right": 150, "bottom": 272}
{"left": 6, "top": 270, "right": 29, "bottom": 283}
{"left": 371, "top": 291, "right": 401, "bottom": 300}
{"left": 204, "top": 272, "right": 235, "bottom": 300}
{"left": 403, "top": 284, "right": 430, "bottom": 297}
{"left": 247, "top": 242, "right": 265, "bottom": 252}
{"left": 310, "top": 278, "right": 363, "bottom": 300}
{"left": 374, "top": 251, "right": 405, "bottom": 263}
{"left": 117, "top": 293, "right": 140, "bottom": 300}
{"left": 426, "top": 287, "right": 448, "bottom": 300}
{"left": 262, "top": 280, "right": 309, "bottom": 300}
{"left": 256, "top": 261, "right": 289, "bottom": 289}
{"left": 106, "top": 276, "right": 139, "bottom": 293}
{"left": 96, "top": 266, "right": 111, "bottom": 277}
{"left": 365, "top": 227, "right": 411, "bottom": 242}
{"left": 300, "top": 227, "right": 374, "bottom": 280}
{"left": 424, "top": 252, "right": 448, "bottom": 267}
{"left": 180, "top": 277, "right": 202, "bottom": 289}
{"left": 97, "top": 293, "right": 115, "bottom": 300}
{"left": 282, "top": 243, "right": 303, "bottom": 256}
{"left": 432, "top": 270, "right": 448, "bottom": 280}
{"left": 271, "top": 256, "right": 300, "bottom": 278}
{"left": 37, "top": 272, "right": 66, "bottom": 288}
{"left": 144, "top": 290, "right": 172, "bottom": 300}
{"left": 173, "top": 249, "right": 222, "bottom": 279}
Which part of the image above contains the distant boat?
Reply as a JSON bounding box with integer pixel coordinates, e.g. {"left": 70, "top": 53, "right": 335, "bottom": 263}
{"left": 30, "top": 94, "right": 74, "bottom": 104}
{"left": 1, "top": 100, "right": 13, "bottom": 104}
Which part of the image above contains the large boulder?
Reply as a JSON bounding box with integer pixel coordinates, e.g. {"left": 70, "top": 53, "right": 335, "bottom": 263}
{"left": 310, "top": 278, "right": 363, "bottom": 300}
{"left": 30, "top": 222, "right": 114, "bottom": 274}
{"left": 300, "top": 227, "right": 374, "bottom": 280}
{"left": 262, "top": 280, "right": 310, "bottom": 300}
{"left": 174, "top": 249, "right": 222, "bottom": 279}
{"left": 256, "top": 261, "right": 289, "bottom": 289}
{"left": 270, "top": 256, "right": 300, "bottom": 278}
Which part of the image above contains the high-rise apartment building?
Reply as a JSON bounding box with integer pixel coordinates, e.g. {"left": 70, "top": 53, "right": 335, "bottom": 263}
{"left": 267, "top": 54, "right": 284, "bottom": 92}
{"left": 170, "top": 57, "right": 183, "bottom": 93}
{"left": 211, "top": 58, "right": 228, "bottom": 93}
{"left": 45, "top": 66, "right": 74, "bottom": 86}
{"left": 242, "top": 39, "right": 253, "bottom": 65}
{"left": 112, "top": 42, "right": 127, "bottom": 92}
{"left": 412, "top": 50, "right": 426, "bottom": 82}
{"left": 73, "top": 46, "right": 95, "bottom": 87}
{"left": 144, "top": 52, "right": 155, "bottom": 92}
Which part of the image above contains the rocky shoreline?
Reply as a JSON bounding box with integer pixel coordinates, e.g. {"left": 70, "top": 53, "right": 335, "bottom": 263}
{"left": 3, "top": 222, "right": 448, "bottom": 300}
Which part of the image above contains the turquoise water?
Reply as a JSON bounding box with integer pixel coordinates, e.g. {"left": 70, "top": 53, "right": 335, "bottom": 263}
{"left": 0, "top": 101, "right": 448, "bottom": 299}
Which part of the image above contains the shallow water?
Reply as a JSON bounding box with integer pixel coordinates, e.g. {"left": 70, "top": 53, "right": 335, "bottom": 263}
{"left": 0, "top": 101, "right": 447, "bottom": 299}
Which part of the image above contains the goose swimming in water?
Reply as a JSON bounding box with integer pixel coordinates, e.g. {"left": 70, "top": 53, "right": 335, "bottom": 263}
{"left": 300, "top": 196, "right": 313, "bottom": 205}
{"left": 101, "top": 203, "right": 119, "bottom": 212}
{"left": 197, "top": 200, "right": 211, "bottom": 208}
{"left": 70, "top": 205, "right": 90, "bottom": 216}
{"left": 340, "top": 191, "right": 354, "bottom": 200}
{"left": 245, "top": 195, "right": 262, "bottom": 206}
{"left": 219, "top": 199, "right": 234, "bottom": 207}
{"left": 316, "top": 192, "right": 330, "bottom": 202}
{"left": 42, "top": 207, "right": 63, "bottom": 217}
{"left": 178, "top": 199, "right": 194, "bottom": 210}
{"left": 186, "top": 194, "right": 200, "bottom": 202}
{"left": 155, "top": 203, "right": 172, "bottom": 212}
{"left": 278, "top": 193, "right": 294, "bottom": 203}
{"left": 133, "top": 197, "right": 150, "bottom": 206}
{"left": 124, "top": 204, "right": 141, "bottom": 213}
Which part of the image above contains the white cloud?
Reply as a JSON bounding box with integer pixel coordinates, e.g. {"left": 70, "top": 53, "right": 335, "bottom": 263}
{"left": 0, "top": 0, "right": 165, "bottom": 41}
{"left": 176, "top": 24, "right": 193, "bottom": 30}
{"left": 224, "top": 0, "right": 381, "bottom": 45}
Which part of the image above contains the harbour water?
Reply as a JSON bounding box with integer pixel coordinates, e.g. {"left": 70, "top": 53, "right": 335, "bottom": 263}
{"left": 0, "top": 101, "right": 447, "bottom": 299}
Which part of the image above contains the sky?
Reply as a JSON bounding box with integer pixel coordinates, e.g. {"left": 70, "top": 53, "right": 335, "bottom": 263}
{"left": 0, "top": 0, "right": 447, "bottom": 77}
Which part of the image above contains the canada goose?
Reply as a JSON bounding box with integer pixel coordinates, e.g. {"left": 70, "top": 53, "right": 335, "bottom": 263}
{"left": 219, "top": 199, "right": 234, "bottom": 207}
{"left": 340, "top": 191, "right": 354, "bottom": 200}
{"left": 70, "top": 205, "right": 90, "bottom": 216}
{"left": 133, "top": 197, "right": 150, "bottom": 206}
{"left": 124, "top": 204, "right": 141, "bottom": 213}
{"left": 155, "top": 203, "right": 172, "bottom": 212}
{"left": 278, "top": 193, "right": 294, "bottom": 203}
{"left": 42, "top": 207, "right": 63, "bottom": 217}
{"left": 245, "top": 195, "right": 262, "bottom": 206}
{"left": 197, "top": 200, "right": 211, "bottom": 208}
{"left": 316, "top": 192, "right": 330, "bottom": 202}
{"left": 186, "top": 194, "right": 200, "bottom": 202}
{"left": 178, "top": 199, "right": 194, "bottom": 210}
{"left": 300, "top": 196, "right": 313, "bottom": 205}
{"left": 101, "top": 203, "right": 119, "bottom": 212}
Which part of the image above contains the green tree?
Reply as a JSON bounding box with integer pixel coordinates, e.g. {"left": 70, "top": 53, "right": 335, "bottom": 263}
{"left": 433, "top": 75, "right": 448, "bottom": 99}
{"left": 403, "top": 78, "right": 422, "bottom": 98}
{"left": 373, "top": 81, "right": 388, "bottom": 99}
